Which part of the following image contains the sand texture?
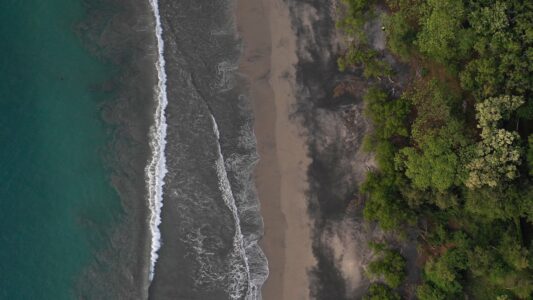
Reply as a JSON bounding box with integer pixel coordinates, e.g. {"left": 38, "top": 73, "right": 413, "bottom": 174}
{"left": 237, "top": 0, "right": 316, "bottom": 299}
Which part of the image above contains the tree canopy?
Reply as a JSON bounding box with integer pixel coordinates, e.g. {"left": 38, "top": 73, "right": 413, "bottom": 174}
{"left": 337, "top": 0, "right": 533, "bottom": 298}
{"left": 466, "top": 96, "right": 524, "bottom": 188}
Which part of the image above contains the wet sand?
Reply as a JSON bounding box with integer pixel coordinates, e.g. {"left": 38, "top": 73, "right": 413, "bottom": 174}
{"left": 236, "top": 0, "right": 316, "bottom": 299}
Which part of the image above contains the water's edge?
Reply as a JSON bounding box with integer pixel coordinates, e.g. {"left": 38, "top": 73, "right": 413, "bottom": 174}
{"left": 148, "top": 0, "right": 268, "bottom": 298}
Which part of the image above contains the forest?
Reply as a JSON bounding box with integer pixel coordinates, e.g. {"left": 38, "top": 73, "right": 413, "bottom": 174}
{"left": 337, "top": 0, "right": 533, "bottom": 299}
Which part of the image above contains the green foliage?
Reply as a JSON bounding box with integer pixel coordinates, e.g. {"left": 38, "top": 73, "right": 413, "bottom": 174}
{"left": 367, "top": 243, "right": 407, "bottom": 287}
{"left": 528, "top": 135, "right": 533, "bottom": 176}
{"left": 337, "top": 0, "right": 374, "bottom": 38}
{"left": 475, "top": 96, "right": 524, "bottom": 129}
{"left": 467, "top": 246, "right": 499, "bottom": 278}
{"left": 415, "top": 0, "right": 471, "bottom": 63}
{"left": 338, "top": 44, "right": 393, "bottom": 78}
{"left": 423, "top": 259, "right": 460, "bottom": 295}
{"left": 498, "top": 233, "right": 529, "bottom": 271}
{"left": 383, "top": 11, "right": 416, "bottom": 61}
{"left": 406, "top": 81, "right": 460, "bottom": 144}
{"left": 464, "top": 185, "right": 532, "bottom": 221}
{"left": 466, "top": 96, "right": 524, "bottom": 188}
{"left": 362, "top": 133, "right": 377, "bottom": 153}
{"left": 338, "top": 1, "right": 533, "bottom": 299}
{"left": 418, "top": 230, "right": 471, "bottom": 298}
{"left": 517, "top": 100, "right": 533, "bottom": 120}
{"left": 375, "top": 140, "right": 396, "bottom": 174}
{"left": 362, "top": 171, "right": 413, "bottom": 230}
{"left": 466, "top": 129, "right": 522, "bottom": 188}
{"left": 460, "top": 57, "right": 499, "bottom": 98}
{"left": 395, "top": 82, "right": 469, "bottom": 192}
{"left": 416, "top": 282, "right": 446, "bottom": 300}
{"left": 460, "top": 1, "right": 533, "bottom": 98}
{"left": 398, "top": 133, "right": 461, "bottom": 192}
{"left": 468, "top": 245, "right": 533, "bottom": 298}
{"left": 361, "top": 86, "right": 415, "bottom": 228}
{"left": 424, "top": 248, "right": 468, "bottom": 294}
{"left": 463, "top": 222, "right": 533, "bottom": 298}
{"left": 364, "top": 87, "right": 410, "bottom": 140}
{"left": 396, "top": 181, "right": 431, "bottom": 208}
{"left": 337, "top": 0, "right": 395, "bottom": 78}
{"left": 363, "top": 283, "right": 401, "bottom": 300}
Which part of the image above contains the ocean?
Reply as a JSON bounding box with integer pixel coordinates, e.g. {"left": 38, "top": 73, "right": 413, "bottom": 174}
{"left": 0, "top": 0, "right": 155, "bottom": 299}
{"left": 0, "top": 1, "right": 121, "bottom": 299}
{"left": 0, "top": 0, "right": 267, "bottom": 299}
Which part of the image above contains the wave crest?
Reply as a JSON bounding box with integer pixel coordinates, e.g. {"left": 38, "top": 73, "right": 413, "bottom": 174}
{"left": 146, "top": 0, "right": 168, "bottom": 281}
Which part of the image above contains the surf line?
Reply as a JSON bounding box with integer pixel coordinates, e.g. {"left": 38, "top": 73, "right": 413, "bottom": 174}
{"left": 210, "top": 115, "right": 256, "bottom": 299}
{"left": 146, "top": 0, "right": 168, "bottom": 281}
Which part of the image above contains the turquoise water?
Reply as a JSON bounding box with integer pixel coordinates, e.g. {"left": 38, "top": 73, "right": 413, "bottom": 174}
{"left": 0, "top": 1, "right": 122, "bottom": 299}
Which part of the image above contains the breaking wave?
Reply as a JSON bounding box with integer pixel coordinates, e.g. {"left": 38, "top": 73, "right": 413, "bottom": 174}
{"left": 211, "top": 115, "right": 262, "bottom": 300}
{"left": 146, "top": 0, "right": 168, "bottom": 281}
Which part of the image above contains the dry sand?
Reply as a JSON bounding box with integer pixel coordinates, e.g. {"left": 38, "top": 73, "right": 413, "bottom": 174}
{"left": 236, "top": 0, "right": 316, "bottom": 299}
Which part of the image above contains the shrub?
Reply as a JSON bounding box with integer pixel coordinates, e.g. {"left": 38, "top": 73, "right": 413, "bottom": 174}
{"left": 363, "top": 283, "right": 401, "bottom": 300}
{"left": 367, "top": 244, "right": 407, "bottom": 287}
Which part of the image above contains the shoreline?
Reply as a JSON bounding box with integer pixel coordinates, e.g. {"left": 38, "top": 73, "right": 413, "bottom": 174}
{"left": 149, "top": 0, "right": 268, "bottom": 298}
{"left": 236, "top": 0, "right": 316, "bottom": 299}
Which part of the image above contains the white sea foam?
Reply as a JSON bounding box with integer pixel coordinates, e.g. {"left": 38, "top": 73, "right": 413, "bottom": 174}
{"left": 211, "top": 115, "right": 259, "bottom": 300}
{"left": 146, "top": 0, "right": 168, "bottom": 281}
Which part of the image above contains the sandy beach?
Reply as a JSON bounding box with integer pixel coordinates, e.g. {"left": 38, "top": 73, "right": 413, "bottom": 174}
{"left": 236, "top": 0, "right": 316, "bottom": 299}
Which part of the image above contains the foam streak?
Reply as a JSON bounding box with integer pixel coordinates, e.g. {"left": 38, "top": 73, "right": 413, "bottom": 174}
{"left": 146, "top": 0, "right": 168, "bottom": 281}
{"left": 211, "top": 115, "right": 258, "bottom": 300}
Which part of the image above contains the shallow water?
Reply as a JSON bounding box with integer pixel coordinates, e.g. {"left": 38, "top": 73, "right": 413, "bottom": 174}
{"left": 148, "top": 1, "right": 268, "bottom": 299}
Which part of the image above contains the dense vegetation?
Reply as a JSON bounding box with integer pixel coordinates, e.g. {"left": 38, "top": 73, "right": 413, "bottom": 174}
{"left": 367, "top": 243, "right": 407, "bottom": 288}
{"left": 337, "top": 0, "right": 533, "bottom": 298}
